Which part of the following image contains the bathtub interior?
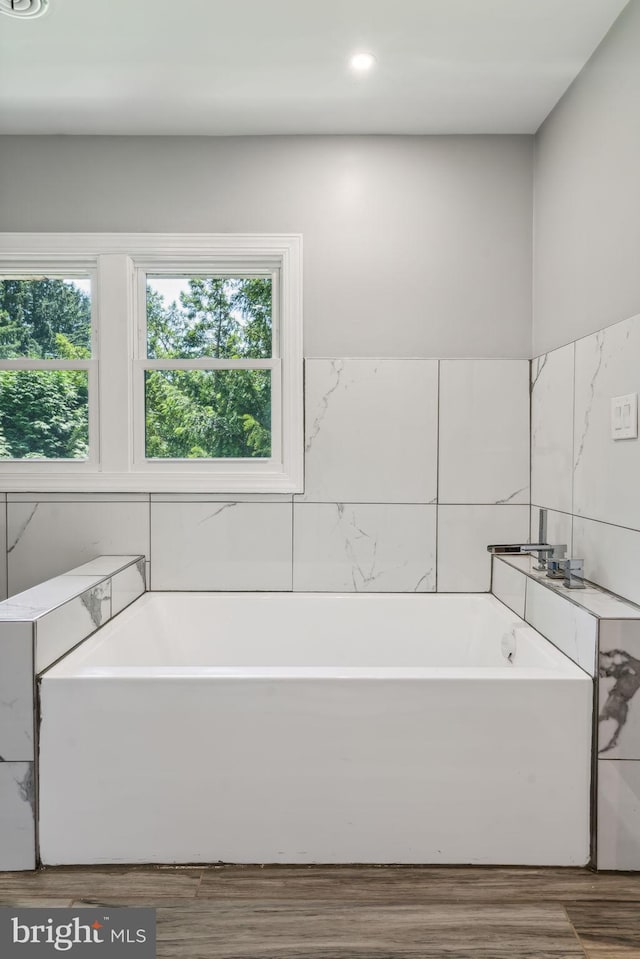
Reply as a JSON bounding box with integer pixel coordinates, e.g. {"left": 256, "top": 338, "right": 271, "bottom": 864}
{"left": 41, "top": 590, "right": 586, "bottom": 675}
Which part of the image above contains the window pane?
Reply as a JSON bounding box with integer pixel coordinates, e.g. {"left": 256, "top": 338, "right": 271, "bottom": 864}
{"left": 145, "top": 369, "right": 271, "bottom": 459}
{"left": 147, "top": 277, "right": 272, "bottom": 360}
{"left": 0, "top": 370, "right": 89, "bottom": 460}
{"left": 0, "top": 278, "right": 92, "bottom": 359}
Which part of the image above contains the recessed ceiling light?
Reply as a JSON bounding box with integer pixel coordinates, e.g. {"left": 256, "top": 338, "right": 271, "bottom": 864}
{"left": 0, "top": 0, "right": 48, "bottom": 17}
{"left": 350, "top": 52, "right": 376, "bottom": 73}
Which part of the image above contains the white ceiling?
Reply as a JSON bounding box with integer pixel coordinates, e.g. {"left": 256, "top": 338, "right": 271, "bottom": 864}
{"left": 0, "top": 0, "right": 630, "bottom": 135}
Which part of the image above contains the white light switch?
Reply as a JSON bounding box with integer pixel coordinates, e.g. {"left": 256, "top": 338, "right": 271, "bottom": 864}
{"left": 611, "top": 393, "right": 638, "bottom": 440}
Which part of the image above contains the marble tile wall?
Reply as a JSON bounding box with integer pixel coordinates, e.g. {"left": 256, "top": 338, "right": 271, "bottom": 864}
{"left": 492, "top": 552, "right": 640, "bottom": 871}
{"left": 0, "top": 555, "right": 145, "bottom": 870}
{"left": 0, "top": 359, "right": 530, "bottom": 596}
{"left": 491, "top": 555, "right": 599, "bottom": 677}
{"left": 531, "top": 312, "right": 640, "bottom": 606}
{"left": 530, "top": 311, "right": 640, "bottom": 859}
{"left": 597, "top": 620, "right": 640, "bottom": 870}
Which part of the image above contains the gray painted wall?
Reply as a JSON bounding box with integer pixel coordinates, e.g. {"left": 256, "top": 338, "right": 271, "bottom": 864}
{"left": 0, "top": 134, "right": 533, "bottom": 358}
{"left": 533, "top": 0, "right": 640, "bottom": 356}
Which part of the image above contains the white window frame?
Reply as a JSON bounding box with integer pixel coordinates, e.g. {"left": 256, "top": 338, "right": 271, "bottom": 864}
{"left": 0, "top": 234, "right": 303, "bottom": 493}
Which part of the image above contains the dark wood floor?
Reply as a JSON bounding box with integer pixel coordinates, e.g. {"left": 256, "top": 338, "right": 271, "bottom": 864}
{"left": 1, "top": 865, "right": 640, "bottom": 958}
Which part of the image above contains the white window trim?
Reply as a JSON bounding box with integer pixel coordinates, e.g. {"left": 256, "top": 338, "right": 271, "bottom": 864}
{"left": 0, "top": 233, "right": 304, "bottom": 493}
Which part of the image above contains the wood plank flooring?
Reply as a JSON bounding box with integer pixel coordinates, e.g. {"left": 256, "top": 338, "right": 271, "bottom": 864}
{"left": 1, "top": 866, "right": 639, "bottom": 958}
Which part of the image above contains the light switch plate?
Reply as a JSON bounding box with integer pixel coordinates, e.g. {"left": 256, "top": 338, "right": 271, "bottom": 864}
{"left": 611, "top": 393, "right": 638, "bottom": 440}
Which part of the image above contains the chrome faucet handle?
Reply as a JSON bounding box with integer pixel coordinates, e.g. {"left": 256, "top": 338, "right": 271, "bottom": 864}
{"left": 534, "top": 542, "right": 567, "bottom": 571}
{"left": 545, "top": 545, "right": 568, "bottom": 579}
{"left": 563, "top": 558, "right": 585, "bottom": 589}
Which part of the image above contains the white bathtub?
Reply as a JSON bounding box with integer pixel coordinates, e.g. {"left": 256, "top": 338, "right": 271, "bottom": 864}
{"left": 38, "top": 592, "right": 592, "bottom": 866}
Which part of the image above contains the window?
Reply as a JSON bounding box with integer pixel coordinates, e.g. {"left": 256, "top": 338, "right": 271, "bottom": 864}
{"left": 0, "top": 235, "right": 303, "bottom": 492}
{"left": 0, "top": 270, "right": 97, "bottom": 467}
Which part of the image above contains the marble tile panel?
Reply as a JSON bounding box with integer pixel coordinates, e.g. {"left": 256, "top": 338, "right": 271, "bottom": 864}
{"left": 494, "top": 553, "right": 640, "bottom": 620}
{"left": 573, "top": 516, "right": 640, "bottom": 608}
{"left": 491, "top": 557, "right": 526, "bottom": 618}
{"left": 293, "top": 503, "right": 436, "bottom": 592}
{"left": 0, "top": 623, "right": 34, "bottom": 761}
{"left": 151, "top": 502, "right": 292, "bottom": 591}
{"left": 35, "top": 581, "right": 111, "bottom": 673}
{"left": 574, "top": 314, "right": 640, "bottom": 530}
{"left": 0, "top": 762, "right": 36, "bottom": 871}
{"left": 111, "top": 559, "right": 146, "bottom": 616}
{"left": 7, "top": 501, "right": 149, "bottom": 596}
{"left": 525, "top": 577, "right": 597, "bottom": 675}
{"left": 599, "top": 620, "right": 640, "bottom": 758}
{"left": 531, "top": 345, "right": 574, "bottom": 515}
{"left": 598, "top": 760, "right": 640, "bottom": 871}
{"left": 7, "top": 494, "right": 149, "bottom": 503}
{"left": 64, "top": 556, "right": 143, "bottom": 577}
{"left": 437, "top": 505, "right": 529, "bottom": 592}
{"left": 439, "top": 360, "right": 530, "bottom": 505}
{"left": 301, "top": 359, "right": 438, "bottom": 503}
{"left": 0, "top": 575, "right": 106, "bottom": 622}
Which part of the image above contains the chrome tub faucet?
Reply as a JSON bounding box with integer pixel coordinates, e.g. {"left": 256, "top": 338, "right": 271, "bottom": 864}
{"left": 487, "top": 509, "right": 586, "bottom": 590}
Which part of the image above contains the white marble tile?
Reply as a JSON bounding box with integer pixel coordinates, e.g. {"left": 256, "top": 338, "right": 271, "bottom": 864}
{"left": 111, "top": 559, "right": 146, "bottom": 616}
{"left": 531, "top": 345, "right": 574, "bottom": 515}
{"left": 530, "top": 506, "right": 573, "bottom": 557}
{"left": 65, "top": 555, "right": 143, "bottom": 577}
{"left": 151, "top": 502, "right": 292, "bottom": 590}
{"left": 293, "top": 504, "right": 436, "bottom": 592}
{"left": 598, "top": 760, "right": 640, "bottom": 870}
{"left": 7, "top": 501, "right": 150, "bottom": 596}
{"left": 598, "top": 621, "right": 640, "bottom": 759}
{"left": 301, "top": 359, "right": 438, "bottom": 503}
{"left": 151, "top": 493, "right": 292, "bottom": 503}
{"left": 0, "top": 494, "right": 7, "bottom": 602}
{"left": 573, "top": 516, "right": 640, "bottom": 607}
{"left": 438, "top": 360, "right": 530, "bottom": 505}
{"left": 437, "top": 505, "right": 529, "bottom": 592}
{"left": 0, "top": 762, "right": 36, "bottom": 870}
{"left": 7, "top": 493, "right": 149, "bottom": 502}
{"left": 36, "top": 581, "right": 111, "bottom": 673}
{"left": 524, "top": 578, "right": 597, "bottom": 676}
{"left": 493, "top": 552, "right": 640, "bottom": 621}
{"left": 574, "top": 314, "right": 640, "bottom": 530}
{"left": 491, "top": 558, "right": 526, "bottom": 618}
{"left": 0, "top": 574, "right": 106, "bottom": 621}
{"left": 0, "top": 624, "right": 34, "bottom": 761}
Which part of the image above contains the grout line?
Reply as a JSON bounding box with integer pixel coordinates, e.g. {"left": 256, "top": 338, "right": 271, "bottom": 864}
{"left": 290, "top": 498, "right": 294, "bottom": 592}
{"left": 562, "top": 904, "right": 591, "bottom": 959}
{"left": 531, "top": 504, "right": 640, "bottom": 538}
{"left": 528, "top": 356, "right": 533, "bottom": 550}
{"left": 435, "top": 361, "right": 440, "bottom": 592}
{"left": 571, "top": 342, "right": 576, "bottom": 556}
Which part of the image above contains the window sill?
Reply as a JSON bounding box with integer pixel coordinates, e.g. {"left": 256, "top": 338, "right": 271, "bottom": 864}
{"left": 0, "top": 470, "right": 302, "bottom": 494}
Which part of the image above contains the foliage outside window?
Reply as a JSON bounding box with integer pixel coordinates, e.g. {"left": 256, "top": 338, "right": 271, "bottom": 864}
{"left": 0, "top": 277, "right": 93, "bottom": 460}
{"left": 0, "top": 234, "right": 303, "bottom": 492}
{"left": 144, "top": 277, "right": 273, "bottom": 459}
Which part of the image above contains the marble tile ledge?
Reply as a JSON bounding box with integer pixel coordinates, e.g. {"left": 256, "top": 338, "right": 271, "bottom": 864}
{"left": 0, "top": 556, "right": 145, "bottom": 622}
{"left": 493, "top": 554, "right": 640, "bottom": 620}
